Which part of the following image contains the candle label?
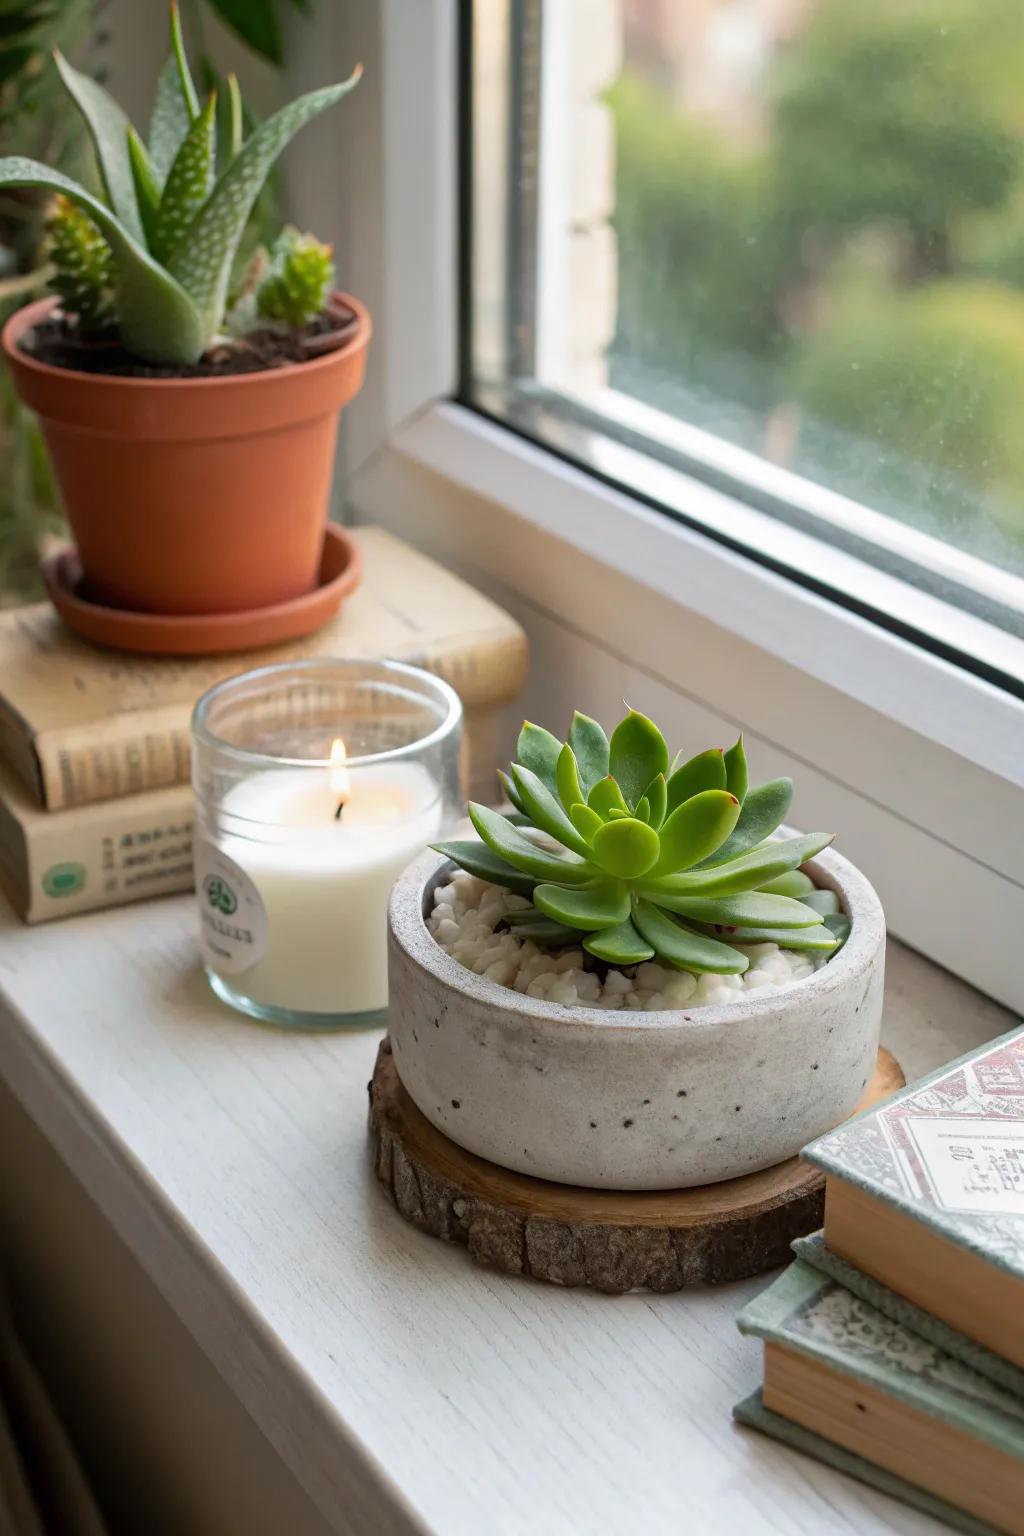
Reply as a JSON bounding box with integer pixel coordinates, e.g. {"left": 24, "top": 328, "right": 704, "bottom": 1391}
{"left": 194, "top": 840, "right": 269, "bottom": 974}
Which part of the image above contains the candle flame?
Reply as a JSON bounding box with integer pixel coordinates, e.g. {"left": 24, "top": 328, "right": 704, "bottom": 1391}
{"left": 330, "top": 737, "right": 351, "bottom": 801}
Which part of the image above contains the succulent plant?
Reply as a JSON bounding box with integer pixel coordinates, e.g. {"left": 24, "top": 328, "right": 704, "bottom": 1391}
{"left": 434, "top": 710, "right": 849, "bottom": 976}
{"left": 45, "top": 195, "right": 115, "bottom": 331}
{"left": 257, "top": 227, "right": 335, "bottom": 327}
{"left": 0, "top": 5, "right": 359, "bottom": 366}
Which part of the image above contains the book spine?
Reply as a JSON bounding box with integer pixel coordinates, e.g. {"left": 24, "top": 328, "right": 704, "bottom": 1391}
{"left": 2, "top": 788, "right": 195, "bottom": 923}
{"left": 29, "top": 639, "right": 526, "bottom": 811}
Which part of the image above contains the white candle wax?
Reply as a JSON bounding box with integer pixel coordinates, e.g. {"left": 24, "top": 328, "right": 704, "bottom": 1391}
{"left": 196, "top": 759, "right": 440, "bottom": 1017}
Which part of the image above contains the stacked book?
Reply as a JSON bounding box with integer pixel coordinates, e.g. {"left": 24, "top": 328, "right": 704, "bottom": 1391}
{"left": 0, "top": 527, "right": 527, "bottom": 922}
{"left": 737, "top": 1024, "right": 1024, "bottom": 1536}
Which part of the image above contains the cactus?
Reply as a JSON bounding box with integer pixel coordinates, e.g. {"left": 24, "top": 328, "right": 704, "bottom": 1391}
{"left": 0, "top": 4, "right": 359, "bottom": 366}
{"left": 434, "top": 710, "right": 849, "bottom": 976}
{"left": 257, "top": 228, "right": 335, "bottom": 327}
{"left": 45, "top": 195, "right": 115, "bottom": 331}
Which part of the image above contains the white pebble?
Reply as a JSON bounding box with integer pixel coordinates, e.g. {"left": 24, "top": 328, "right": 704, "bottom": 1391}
{"left": 429, "top": 880, "right": 828, "bottom": 1012}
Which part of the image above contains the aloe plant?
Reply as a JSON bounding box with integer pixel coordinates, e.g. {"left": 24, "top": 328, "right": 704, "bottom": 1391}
{"left": 257, "top": 228, "right": 335, "bottom": 326}
{"left": 0, "top": 5, "right": 360, "bottom": 366}
{"left": 434, "top": 710, "right": 850, "bottom": 976}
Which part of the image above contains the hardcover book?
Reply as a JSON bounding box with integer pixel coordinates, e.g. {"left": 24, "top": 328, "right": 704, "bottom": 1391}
{"left": 0, "top": 527, "right": 528, "bottom": 812}
{"left": 0, "top": 762, "right": 194, "bottom": 923}
{"left": 736, "top": 1261, "right": 1024, "bottom": 1535}
{"left": 803, "top": 1024, "right": 1024, "bottom": 1370}
{"left": 792, "top": 1230, "right": 1024, "bottom": 1403}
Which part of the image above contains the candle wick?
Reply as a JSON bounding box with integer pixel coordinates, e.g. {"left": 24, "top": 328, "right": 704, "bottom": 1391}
{"left": 334, "top": 799, "right": 345, "bottom": 822}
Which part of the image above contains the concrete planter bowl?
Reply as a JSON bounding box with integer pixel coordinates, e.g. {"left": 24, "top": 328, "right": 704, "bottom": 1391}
{"left": 387, "top": 846, "right": 885, "bottom": 1191}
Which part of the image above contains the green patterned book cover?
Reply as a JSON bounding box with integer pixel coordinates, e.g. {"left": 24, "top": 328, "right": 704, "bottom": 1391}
{"left": 792, "top": 1230, "right": 1024, "bottom": 1402}
{"left": 803, "top": 1023, "right": 1024, "bottom": 1278}
{"left": 737, "top": 1262, "right": 1024, "bottom": 1459}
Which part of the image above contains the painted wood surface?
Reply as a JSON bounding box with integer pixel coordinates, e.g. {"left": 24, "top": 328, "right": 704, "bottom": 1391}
{"left": 0, "top": 893, "right": 1012, "bottom": 1536}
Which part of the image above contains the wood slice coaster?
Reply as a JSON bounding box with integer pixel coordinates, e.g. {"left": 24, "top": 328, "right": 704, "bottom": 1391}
{"left": 369, "top": 1041, "right": 904, "bottom": 1294}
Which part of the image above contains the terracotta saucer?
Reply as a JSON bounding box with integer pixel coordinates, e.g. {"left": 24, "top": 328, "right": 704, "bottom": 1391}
{"left": 41, "top": 524, "right": 362, "bottom": 656}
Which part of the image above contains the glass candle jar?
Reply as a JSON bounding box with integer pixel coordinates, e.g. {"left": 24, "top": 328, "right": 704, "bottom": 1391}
{"left": 191, "top": 658, "right": 462, "bottom": 1028}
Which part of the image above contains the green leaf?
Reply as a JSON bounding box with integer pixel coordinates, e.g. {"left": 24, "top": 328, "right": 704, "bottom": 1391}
{"left": 653, "top": 892, "right": 822, "bottom": 928}
{"left": 516, "top": 721, "right": 562, "bottom": 794}
{"left": 588, "top": 775, "right": 630, "bottom": 819}
{"left": 634, "top": 795, "right": 651, "bottom": 824}
{"left": 226, "top": 72, "right": 243, "bottom": 162}
{"left": 824, "top": 913, "right": 852, "bottom": 949}
{"left": 153, "top": 90, "right": 217, "bottom": 263}
{"left": 125, "top": 129, "right": 161, "bottom": 250}
{"left": 505, "top": 919, "right": 579, "bottom": 947}
{"left": 54, "top": 51, "right": 143, "bottom": 243}
{"left": 642, "top": 773, "right": 667, "bottom": 829}
{"left": 0, "top": 158, "right": 204, "bottom": 365}
{"left": 711, "top": 923, "right": 837, "bottom": 951}
{"left": 632, "top": 898, "right": 748, "bottom": 975}
{"left": 800, "top": 888, "right": 842, "bottom": 918}
{"left": 609, "top": 710, "right": 669, "bottom": 806}
{"left": 170, "top": 1, "right": 200, "bottom": 120}
{"left": 649, "top": 832, "right": 835, "bottom": 899}
{"left": 654, "top": 789, "right": 741, "bottom": 876}
{"left": 759, "top": 868, "right": 815, "bottom": 898}
{"left": 431, "top": 839, "right": 537, "bottom": 898}
{"left": 567, "top": 711, "right": 609, "bottom": 795}
{"left": 168, "top": 68, "right": 362, "bottom": 346}
{"left": 148, "top": 56, "right": 192, "bottom": 187}
{"left": 534, "top": 880, "right": 631, "bottom": 932}
{"left": 724, "top": 735, "right": 748, "bottom": 802}
{"left": 591, "top": 818, "right": 661, "bottom": 879}
{"left": 569, "top": 802, "right": 603, "bottom": 842}
{"left": 497, "top": 769, "right": 526, "bottom": 815}
{"left": 206, "top": 0, "right": 282, "bottom": 64}
{"left": 510, "top": 765, "right": 593, "bottom": 858}
{"left": 468, "top": 803, "right": 594, "bottom": 884}
{"left": 584, "top": 918, "right": 654, "bottom": 966}
{"left": 665, "top": 748, "right": 726, "bottom": 814}
{"left": 698, "top": 778, "right": 795, "bottom": 867}
{"left": 555, "top": 743, "right": 583, "bottom": 813}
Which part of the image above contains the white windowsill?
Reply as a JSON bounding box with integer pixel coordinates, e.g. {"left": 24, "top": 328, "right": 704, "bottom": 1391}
{"left": 0, "top": 892, "right": 1013, "bottom": 1535}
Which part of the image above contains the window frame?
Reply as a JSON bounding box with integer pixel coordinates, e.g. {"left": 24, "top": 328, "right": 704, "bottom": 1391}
{"left": 282, "top": 0, "right": 1024, "bottom": 1010}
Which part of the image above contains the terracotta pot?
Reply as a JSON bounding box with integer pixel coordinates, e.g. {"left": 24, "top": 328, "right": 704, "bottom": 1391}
{"left": 2, "top": 294, "right": 371, "bottom": 615}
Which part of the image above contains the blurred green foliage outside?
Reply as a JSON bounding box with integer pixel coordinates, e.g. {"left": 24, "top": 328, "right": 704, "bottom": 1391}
{"left": 610, "top": 0, "right": 1024, "bottom": 570}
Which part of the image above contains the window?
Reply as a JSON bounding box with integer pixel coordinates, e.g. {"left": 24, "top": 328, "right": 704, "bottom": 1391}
{"left": 322, "top": 0, "right": 1024, "bottom": 1009}
{"left": 461, "top": 0, "right": 1024, "bottom": 693}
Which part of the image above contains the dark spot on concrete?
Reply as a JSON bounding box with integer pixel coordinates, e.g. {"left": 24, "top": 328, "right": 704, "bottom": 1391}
{"left": 534, "top": 1064, "right": 544, "bottom": 1073}
{"left": 412, "top": 1029, "right": 418, "bottom": 1043}
{"left": 642, "top": 1098, "right": 650, "bottom": 1105}
{"left": 433, "top": 1016, "right": 440, "bottom": 1029}
{"left": 735, "top": 1105, "right": 742, "bottom": 1112}
{"left": 677, "top": 1089, "right": 687, "bottom": 1098}
{"left": 811, "top": 1063, "right": 819, "bottom": 1071}
{"left": 451, "top": 1099, "right": 461, "bottom": 1109}
{"left": 715, "top": 1135, "right": 723, "bottom": 1142}
{"left": 667, "top": 1147, "right": 675, "bottom": 1154}
{"left": 672, "top": 1113, "right": 679, "bottom": 1121}
{"left": 589, "top": 1121, "right": 597, "bottom": 1129}
{"left": 755, "top": 1058, "right": 766, "bottom": 1068}
{"left": 623, "top": 1118, "right": 634, "bottom": 1128}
